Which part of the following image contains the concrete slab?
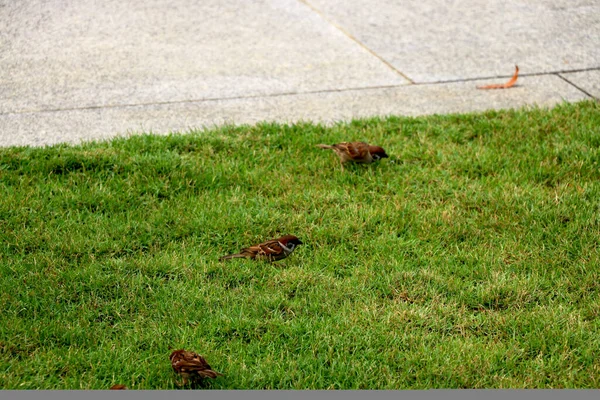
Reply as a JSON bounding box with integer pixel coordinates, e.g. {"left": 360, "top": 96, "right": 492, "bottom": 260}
{"left": 305, "top": 0, "right": 600, "bottom": 83}
{"left": 560, "top": 70, "right": 600, "bottom": 99}
{"left": 0, "top": 0, "right": 407, "bottom": 114}
{"left": 0, "top": 75, "right": 589, "bottom": 147}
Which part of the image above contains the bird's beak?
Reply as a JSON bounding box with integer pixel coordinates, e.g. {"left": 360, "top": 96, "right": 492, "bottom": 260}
{"left": 298, "top": 239, "right": 304, "bottom": 245}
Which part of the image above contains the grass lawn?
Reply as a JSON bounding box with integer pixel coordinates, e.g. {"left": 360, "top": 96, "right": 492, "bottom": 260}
{"left": 1, "top": 100, "right": 600, "bottom": 389}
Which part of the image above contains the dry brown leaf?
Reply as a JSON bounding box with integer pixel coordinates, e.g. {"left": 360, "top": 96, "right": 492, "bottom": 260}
{"left": 477, "top": 65, "right": 519, "bottom": 89}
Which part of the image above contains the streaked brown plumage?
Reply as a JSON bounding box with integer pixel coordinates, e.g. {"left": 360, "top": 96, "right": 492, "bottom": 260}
{"left": 109, "top": 384, "right": 127, "bottom": 390}
{"left": 317, "top": 142, "right": 389, "bottom": 167}
{"left": 219, "top": 234, "right": 303, "bottom": 262}
{"left": 170, "top": 349, "right": 223, "bottom": 386}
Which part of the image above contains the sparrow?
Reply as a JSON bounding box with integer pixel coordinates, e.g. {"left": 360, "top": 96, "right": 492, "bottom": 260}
{"left": 219, "top": 235, "right": 303, "bottom": 262}
{"left": 316, "top": 141, "right": 389, "bottom": 167}
{"left": 109, "top": 384, "right": 127, "bottom": 390}
{"left": 169, "top": 349, "right": 223, "bottom": 386}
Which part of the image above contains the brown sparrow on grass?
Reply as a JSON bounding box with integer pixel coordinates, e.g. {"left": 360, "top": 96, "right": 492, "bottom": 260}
{"left": 219, "top": 235, "right": 303, "bottom": 262}
{"left": 317, "top": 142, "right": 389, "bottom": 168}
{"left": 109, "top": 384, "right": 127, "bottom": 390}
{"left": 169, "top": 349, "right": 223, "bottom": 386}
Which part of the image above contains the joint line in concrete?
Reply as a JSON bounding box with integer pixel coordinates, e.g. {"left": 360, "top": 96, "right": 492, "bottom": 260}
{"left": 298, "top": 0, "right": 415, "bottom": 84}
{"left": 556, "top": 73, "right": 597, "bottom": 100}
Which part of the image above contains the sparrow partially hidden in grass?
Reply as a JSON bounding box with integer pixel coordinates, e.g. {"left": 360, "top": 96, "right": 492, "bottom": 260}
{"left": 169, "top": 349, "right": 223, "bottom": 386}
{"left": 109, "top": 384, "right": 127, "bottom": 390}
{"left": 317, "top": 142, "right": 389, "bottom": 167}
{"left": 219, "top": 235, "right": 303, "bottom": 262}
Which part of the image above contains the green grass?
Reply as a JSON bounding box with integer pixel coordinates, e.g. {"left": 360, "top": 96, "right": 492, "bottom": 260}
{"left": 1, "top": 101, "right": 600, "bottom": 389}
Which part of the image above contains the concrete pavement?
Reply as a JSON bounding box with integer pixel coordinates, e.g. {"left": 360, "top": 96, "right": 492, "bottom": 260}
{"left": 1, "top": 0, "right": 598, "bottom": 147}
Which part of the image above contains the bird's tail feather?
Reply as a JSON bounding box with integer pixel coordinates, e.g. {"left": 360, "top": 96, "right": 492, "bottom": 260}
{"left": 219, "top": 253, "right": 246, "bottom": 261}
{"left": 316, "top": 144, "right": 334, "bottom": 150}
{"left": 199, "top": 370, "right": 224, "bottom": 378}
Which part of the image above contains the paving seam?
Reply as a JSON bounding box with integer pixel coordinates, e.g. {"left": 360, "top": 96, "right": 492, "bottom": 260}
{"left": 428, "top": 67, "right": 600, "bottom": 85}
{"left": 556, "top": 74, "right": 597, "bottom": 100}
{"left": 297, "top": 0, "right": 415, "bottom": 84}
{"left": 3, "top": 68, "right": 600, "bottom": 117}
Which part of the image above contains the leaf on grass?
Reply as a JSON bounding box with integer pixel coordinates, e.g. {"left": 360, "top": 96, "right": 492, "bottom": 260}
{"left": 477, "top": 65, "right": 519, "bottom": 90}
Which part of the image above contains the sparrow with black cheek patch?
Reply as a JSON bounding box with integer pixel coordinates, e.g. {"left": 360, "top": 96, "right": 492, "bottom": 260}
{"left": 316, "top": 141, "right": 389, "bottom": 168}
{"left": 169, "top": 349, "right": 223, "bottom": 386}
{"left": 219, "top": 235, "right": 303, "bottom": 262}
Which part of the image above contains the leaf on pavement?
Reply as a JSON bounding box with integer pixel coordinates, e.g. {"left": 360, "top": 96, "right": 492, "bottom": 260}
{"left": 477, "top": 65, "right": 519, "bottom": 89}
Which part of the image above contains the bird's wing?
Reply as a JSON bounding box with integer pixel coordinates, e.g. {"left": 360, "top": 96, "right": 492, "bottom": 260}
{"left": 338, "top": 142, "right": 370, "bottom": 161}
{"left": 175, "top": 359, "right": 222, "bottom": 378}
{"left": 254, "top": 240, "right": 286, "bottom": 257}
